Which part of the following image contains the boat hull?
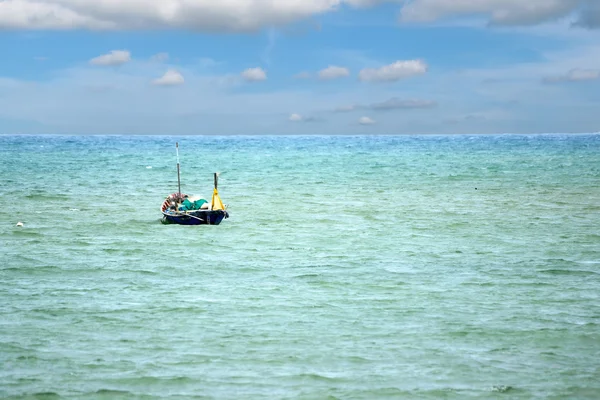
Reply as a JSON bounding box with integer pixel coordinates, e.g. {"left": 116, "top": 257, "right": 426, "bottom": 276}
{"left": 161, "top": 210, "right": 229, "bottom": 226}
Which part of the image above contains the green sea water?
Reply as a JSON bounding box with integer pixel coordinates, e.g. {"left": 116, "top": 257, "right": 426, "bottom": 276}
{"left": 1, "top": 134, "right": 599, "bottom": 399}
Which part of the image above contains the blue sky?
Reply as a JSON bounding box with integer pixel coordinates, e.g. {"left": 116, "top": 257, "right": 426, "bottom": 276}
{"left": 0, "top": 0, "right": 599, "bottom": 135}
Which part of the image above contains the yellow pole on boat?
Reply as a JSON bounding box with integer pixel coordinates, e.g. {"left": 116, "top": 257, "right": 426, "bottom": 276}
{"left": 211, "top": 172, "right": 225, "bottom": 211}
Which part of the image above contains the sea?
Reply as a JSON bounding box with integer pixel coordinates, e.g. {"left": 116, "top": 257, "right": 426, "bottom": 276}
{"left": 1, "top": 134, "right": 599, "bottom": 399}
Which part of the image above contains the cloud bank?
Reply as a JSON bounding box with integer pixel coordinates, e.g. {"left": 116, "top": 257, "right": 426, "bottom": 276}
{"left": 0, "top": 0, "right": 343, "bottom": 31}
{"left": 399, "top": 0, "right": 600, "bottom": 28}
{"left": 335, "top": 98, "right": 438, "bottom": 112}
{"left": 1, "top": 0, "right": 597, "bottom": 32}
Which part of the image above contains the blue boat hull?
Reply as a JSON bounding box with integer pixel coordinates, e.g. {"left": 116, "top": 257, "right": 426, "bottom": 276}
{"left": 161, "top": 210, "right": 229, "bottom": 226}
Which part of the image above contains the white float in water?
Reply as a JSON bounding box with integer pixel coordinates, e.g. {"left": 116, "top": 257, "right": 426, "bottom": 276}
{"left": 16, "top": 222, "right": 23, "bottom": 227}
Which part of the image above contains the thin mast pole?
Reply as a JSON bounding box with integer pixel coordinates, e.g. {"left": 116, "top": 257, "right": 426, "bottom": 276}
{"left": 176, "top": 142, "right": 181, "bottom": 197}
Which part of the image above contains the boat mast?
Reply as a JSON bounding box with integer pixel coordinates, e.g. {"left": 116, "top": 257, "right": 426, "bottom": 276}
{"left": 176, "top": 142, "right": 181, "bottom": 197}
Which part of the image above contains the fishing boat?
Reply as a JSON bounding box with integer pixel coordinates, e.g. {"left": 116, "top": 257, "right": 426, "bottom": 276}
{"left": 160, "top": 143, "right": 229, "bottom": 226}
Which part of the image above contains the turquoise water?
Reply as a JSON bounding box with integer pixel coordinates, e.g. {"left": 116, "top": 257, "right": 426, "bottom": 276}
{"left": 1, "top": 134, "right": 599, "bottom": 399}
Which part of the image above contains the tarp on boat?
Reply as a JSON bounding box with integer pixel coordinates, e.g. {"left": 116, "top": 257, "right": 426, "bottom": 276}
{"left": 179, "top": 198, "right": 208, "bottom": 211}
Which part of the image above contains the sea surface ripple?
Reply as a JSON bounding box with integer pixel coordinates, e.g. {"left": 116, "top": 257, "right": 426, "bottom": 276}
{"left": 1, "top": 134, "right": 599, "bottom": 399}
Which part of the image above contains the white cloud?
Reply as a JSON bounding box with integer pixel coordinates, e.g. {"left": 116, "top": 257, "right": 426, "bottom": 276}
{"left": 151, "top": 52, "right": 169, "bottom": 63}
{"left": 398, "top": 0, "right": 592, "bottom": 27}
{"left": 89, "top": 50, "right": 131, "bottom": 66}
{"left": 358, "top": 116, "right": 375, "bottom": 125}
{"left": 289, "top": 113, "right": 323, "bottom": 122}
{"left": 318, "top": 65, "right": 350, "bottom": 80}
{"left": 0, "top": 1, "right": 115, "bottom": 30}
{"left": 543, "top": 68, "right": 600, "bottom": 83}
{"left": 242, "top": 67, "right": 267, "bottom": 82}
{"left": 359, "top": 60, "right": 427, "bottom": 82}
{"left": 152, "top": 69, "right": 184, "bottom": 86}
{"left": 0, "top": 0, "right": 347, "bottom": 32}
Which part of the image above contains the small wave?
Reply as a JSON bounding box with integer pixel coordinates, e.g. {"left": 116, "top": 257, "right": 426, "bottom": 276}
{"left": 577, "top": 260, "right": 600, "bottom": 265}
{"left": 110, "top": 376, "right": 195, "bottom": 385}
{"left": 491, "top": 385, "right": 514, "bottom": 393}
{"left": 1, "top": 265, "right": 62, "bottom": 273}
{"left": 539, "top": 269, "right": 599, "bottom": 276}
{"left": 541, "top": 351, "right": 557, "bottom": 356}
{"left": 1, "top": 267, "right": 25, "bottom": 272}
{"left": 11, "top": 230, "right": 44, "bottom": 238}
{"left": 24, "top": 193, "right": 69, "bottom": 201}
{"left": 123, "top": 269, "right": 158, "bottom": 275}
{"left": 488, "top": 347, "right": 511, "bottom": 353}
{"left": 363, "top": 387, "right": 411, "bottom": 396}
{"left": 95, "top": 389, "right": 132, "bottom": 395}
{"left": 460, "top": 281, "right": 495, "bottom": 287}
{"left": 343, "top": 355, "right": 371, "bottom": 363}
{"left": 151, "top": 306, "right": 207, "bottom": 313}
{"left": 294, "top": 273, "right": 321, "bottom": 279}
{"left": 24, "top": 393, "right": 61, "bottom": 399}
{"left": 16, "top": 355, "right": 39, "bottom": 361}
{"left": 510, "top": 281, "right": 555, "bottom": 287}
{"left": 292, "top": 373, "right": 346, "bottom": 382}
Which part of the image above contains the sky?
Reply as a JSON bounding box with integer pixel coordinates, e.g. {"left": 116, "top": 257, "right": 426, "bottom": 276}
{"left": 0, "top": 0, "right": 599, "bottom": 135}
